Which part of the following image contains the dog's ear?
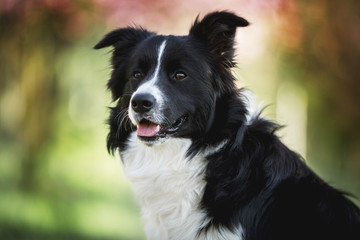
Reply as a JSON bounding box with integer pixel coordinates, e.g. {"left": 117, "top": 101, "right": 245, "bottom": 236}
{"left": 94, "top": 28, "right": 153, "bottom": 100}
{"left": 94, "top": 27, "right": 152, "bottom": 50}
{"left": 189, "top": 11, "right": 249, "bottom": 67}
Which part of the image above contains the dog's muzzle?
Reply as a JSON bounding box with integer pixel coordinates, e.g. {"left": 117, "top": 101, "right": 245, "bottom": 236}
{"left": 129, "top": 92, "right": 187, "bottom": 144}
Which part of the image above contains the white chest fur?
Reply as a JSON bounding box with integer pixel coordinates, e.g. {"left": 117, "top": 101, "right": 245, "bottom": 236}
{"left": 120, "top": 133, "right": 243, "bottom": 240}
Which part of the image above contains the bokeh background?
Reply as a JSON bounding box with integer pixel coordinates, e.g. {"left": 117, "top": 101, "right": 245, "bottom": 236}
{"left": 1, "top": 0, "right": 359, "bottom": 239}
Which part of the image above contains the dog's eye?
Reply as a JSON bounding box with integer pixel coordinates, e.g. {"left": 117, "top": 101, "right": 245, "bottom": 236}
{"left": 174, "top": 71, "right": 187, "bottom": 80}
{"left": 132, "top": 71, "right": 143, "bottom": 79}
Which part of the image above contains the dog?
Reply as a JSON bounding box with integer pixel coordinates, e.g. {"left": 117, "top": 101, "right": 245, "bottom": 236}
{"left": 95, "top": 11, "right": 360, "bottom": 240}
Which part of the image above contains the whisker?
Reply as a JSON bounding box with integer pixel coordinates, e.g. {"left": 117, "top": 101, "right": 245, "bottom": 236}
{"left": 114, "top": 108, "right": 133, "bottom": 137}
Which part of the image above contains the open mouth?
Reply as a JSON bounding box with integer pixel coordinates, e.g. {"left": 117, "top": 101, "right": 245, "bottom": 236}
{"left": 136, "top": 115, "right": 187, "bottom": 141}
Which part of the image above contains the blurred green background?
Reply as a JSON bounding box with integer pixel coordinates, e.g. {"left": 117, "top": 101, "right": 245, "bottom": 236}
{"left": 0, "top": 0, "right": 359, "bottom": 239}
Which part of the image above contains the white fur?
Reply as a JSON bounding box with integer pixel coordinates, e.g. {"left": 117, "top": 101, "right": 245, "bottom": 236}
{"left": 241, "top": 89, "right": 263, "bottom": 125}
{"left": 119, "top": 133, "right": 243, "bottom": 240}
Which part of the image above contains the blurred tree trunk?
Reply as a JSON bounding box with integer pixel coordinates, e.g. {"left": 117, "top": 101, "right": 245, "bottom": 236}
{"left": 17, "top": 46, "right": 59, "bottom": 191}
{"left": 0, "top": 4, "right": 66, "bottom": 191}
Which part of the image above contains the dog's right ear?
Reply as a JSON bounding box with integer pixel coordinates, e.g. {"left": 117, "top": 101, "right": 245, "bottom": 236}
{"left": 94, "top": 28, "right": 153, "bottom": 101}
{"left": 94, "top": 27, "right": 152, "bottom": 50}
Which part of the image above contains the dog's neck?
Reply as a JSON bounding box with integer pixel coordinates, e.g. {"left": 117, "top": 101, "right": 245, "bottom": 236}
{"left": 119, "top": 132, "right": 242, "bottom": 240}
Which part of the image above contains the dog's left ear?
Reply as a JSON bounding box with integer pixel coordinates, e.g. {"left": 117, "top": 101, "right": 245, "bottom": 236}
{"left": 189, "top": 11, "right": 249, "bottom": 67}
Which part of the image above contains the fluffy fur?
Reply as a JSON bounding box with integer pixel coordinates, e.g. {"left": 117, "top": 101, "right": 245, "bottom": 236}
{"left": 95, "top": 11, "right": 360, "bottom": 240}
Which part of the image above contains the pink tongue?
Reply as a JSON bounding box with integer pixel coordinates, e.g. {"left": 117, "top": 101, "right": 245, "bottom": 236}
{"left": 137, "top": 122, "right": 159, "bottom": 137}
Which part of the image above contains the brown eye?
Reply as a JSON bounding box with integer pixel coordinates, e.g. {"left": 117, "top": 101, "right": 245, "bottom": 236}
{"left": 133, "top": 71, "right": 143, "bottom": 79}
{"left": 174, "top": 71, "right": 187, "bottom": 80}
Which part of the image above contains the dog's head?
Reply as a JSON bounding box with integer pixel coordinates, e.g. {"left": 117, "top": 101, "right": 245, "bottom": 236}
{"left": 95, "top": 11, "right": 249, "bottom": 148}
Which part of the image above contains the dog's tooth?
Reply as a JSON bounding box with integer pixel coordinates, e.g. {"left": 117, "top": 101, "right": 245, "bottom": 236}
{"left": 156, "top": 125, "right": 160, "bottom": 132}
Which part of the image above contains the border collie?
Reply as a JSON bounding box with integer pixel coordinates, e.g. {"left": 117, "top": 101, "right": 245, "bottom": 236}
{"left": 95, "top": 11, "right": 360, "bottom": 240}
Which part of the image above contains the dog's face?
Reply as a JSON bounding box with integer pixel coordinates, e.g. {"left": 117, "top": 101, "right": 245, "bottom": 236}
{"left": 122, "top": 35, "right": 216, "bottom": 146}
{"left": 95, "top": 12, "right": 248, "bottom": 147}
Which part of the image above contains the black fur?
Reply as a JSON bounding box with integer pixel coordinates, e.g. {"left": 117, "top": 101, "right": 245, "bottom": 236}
{"left": 95, "top": 11, "right": 360, "bottom": 239}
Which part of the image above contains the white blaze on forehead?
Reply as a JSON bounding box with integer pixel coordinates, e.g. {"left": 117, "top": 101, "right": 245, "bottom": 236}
{"left": 128, "top": 40, "right": 167, "bottom": 124}
{"left": 134, "top": 40, "right": 167, "bottom": 94}
{"left": 152, "top": 40, "right": 167, "bottom": 82}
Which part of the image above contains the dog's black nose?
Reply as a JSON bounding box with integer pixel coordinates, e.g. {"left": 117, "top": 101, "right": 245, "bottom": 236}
{"left": 131, "top": 93, "right": 156, "bottom": 113}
